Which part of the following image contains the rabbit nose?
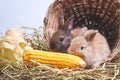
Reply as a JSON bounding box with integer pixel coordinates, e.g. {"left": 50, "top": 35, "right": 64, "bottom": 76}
{"left": 50, "top": 42, "right": 56, "bottom": 49}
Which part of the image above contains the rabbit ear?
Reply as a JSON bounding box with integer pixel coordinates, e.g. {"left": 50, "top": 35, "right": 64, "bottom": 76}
{"left": 58, "top": 14, "right": 74, "bottom": 33}
{"left": 84, "top": 30, "right": 98, "bottom": 42}
{"left": 59, "top": 13, "right": 65, "bottom": 26}
{"left": 65, "top": 15, "right": 74, "bottom": 33}
{"left": 65, "top": 15, "right": 74, "bottom": 30}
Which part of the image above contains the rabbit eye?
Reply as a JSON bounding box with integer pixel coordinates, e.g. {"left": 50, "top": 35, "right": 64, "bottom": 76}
{"left": 59, "top": 37, "right": 64, "bottom": 42}
{"left": 81, "top": 46, "right": 85, "bottom": 50}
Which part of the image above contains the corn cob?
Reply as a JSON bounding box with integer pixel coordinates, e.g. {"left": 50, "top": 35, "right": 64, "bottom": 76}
{"left": 23, "top": 50, "right": 86, "bottom": 68}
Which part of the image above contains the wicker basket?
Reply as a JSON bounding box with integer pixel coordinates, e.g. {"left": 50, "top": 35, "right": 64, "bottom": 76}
{"left": 44, "top": 0, "right": 120, "bottom": 53}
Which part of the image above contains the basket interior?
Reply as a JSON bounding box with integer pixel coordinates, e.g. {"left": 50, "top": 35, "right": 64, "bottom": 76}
{"left": 44, "top": 0, "right": 120, "bottom": 50}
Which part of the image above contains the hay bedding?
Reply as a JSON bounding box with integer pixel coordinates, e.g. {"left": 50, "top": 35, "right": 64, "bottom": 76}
{"left": 0, "top": 0, "right": 120, "bottom": 80}
{"left": 0, "top": 27, "right": 119, "bottom": 80}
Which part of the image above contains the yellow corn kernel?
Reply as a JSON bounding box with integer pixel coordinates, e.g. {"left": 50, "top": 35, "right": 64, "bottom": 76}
{"left": 23, "top": 50, "right": 86, "bottom": 68}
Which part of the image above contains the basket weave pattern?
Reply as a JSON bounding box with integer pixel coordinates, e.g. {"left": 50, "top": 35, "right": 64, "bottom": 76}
{"left": 44, "top": 0, "right": 120, "bottom": 50}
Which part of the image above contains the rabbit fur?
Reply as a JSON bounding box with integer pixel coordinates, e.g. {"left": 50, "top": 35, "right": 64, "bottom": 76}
{"left": 68, "top": 27, "right": 111, "bottom": 68}
{"left": 49, "top": 14, "right": 74, "bottom": 52}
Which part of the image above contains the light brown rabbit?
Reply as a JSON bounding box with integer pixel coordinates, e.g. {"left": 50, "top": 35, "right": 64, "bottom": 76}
{"left": 70, "top": 27, "right": 88, "bottom": 38}
{"left": 49, "top": 14, "right": 74, "bottom": 53}
{"left": 68, "top": 29, "right": 111, "bottom": 69}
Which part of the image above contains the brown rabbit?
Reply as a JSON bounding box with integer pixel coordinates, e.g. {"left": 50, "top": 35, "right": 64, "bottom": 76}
{"left": 68, "top": 29, "right": 111, "bottom": 69}
{"left": 49, "top": 14, "right": 74, "bottom": 52}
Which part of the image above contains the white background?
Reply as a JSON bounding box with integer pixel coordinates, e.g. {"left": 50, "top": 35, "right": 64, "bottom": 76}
{"left": 0, "top": 0, "right": 53, "bottom": 34}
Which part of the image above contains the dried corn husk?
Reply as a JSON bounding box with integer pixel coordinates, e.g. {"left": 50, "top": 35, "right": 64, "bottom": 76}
{"left": 0, "top": 27, "right": 32, "bottom": 67}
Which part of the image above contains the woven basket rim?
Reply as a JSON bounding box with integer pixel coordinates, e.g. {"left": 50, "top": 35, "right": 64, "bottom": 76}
{"left": 44, "top": 0, "right": 120, "bottom": 54}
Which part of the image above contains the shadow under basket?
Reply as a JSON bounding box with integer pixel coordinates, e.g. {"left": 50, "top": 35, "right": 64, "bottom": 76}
{"left": 44, "top": 0, "right": 120, "bottom": 57}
